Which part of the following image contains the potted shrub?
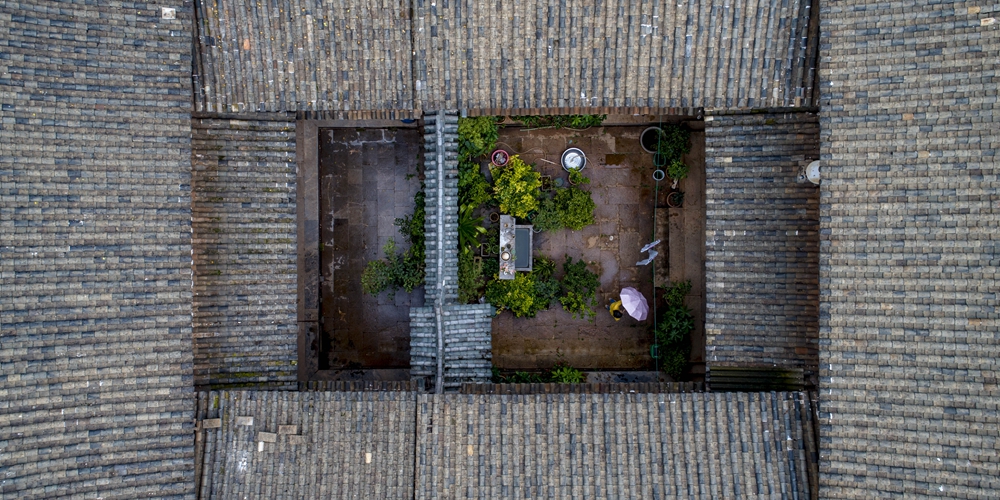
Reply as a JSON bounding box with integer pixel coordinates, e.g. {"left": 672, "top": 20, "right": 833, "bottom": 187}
{"left": 656, "top": 124, "right": 691, "bottom": 163}
{"left": 492, "top": 155, "right": 541, "bottom": 218}
{"left": 553, "top": 186, "right": 595, "bottom": 230}
{"left": 567, "top": 169, "right": 589, "bottom": 186}
{"left": 640, "top": 126, "right": 662, "bottom": 153}
{"left": 558, "top": 256, "right": 600, "bottom": 320}
{"left": 490, "top": 148, "right": 510, "bottom": 167}
{"left": 666, "top": 190, "right": 684, "bottom": 208}
{"left": 667, "top": 159, "right": 689, "bottom": 190}
{"left": 531, "top": 196, "right": 562, "bottom": 232}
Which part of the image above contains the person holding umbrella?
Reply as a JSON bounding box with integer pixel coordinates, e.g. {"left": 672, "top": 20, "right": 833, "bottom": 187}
{"left": 607, "top": 299, "right": 625, "bottom": 320}
{"left": 608, "top": 287, "right": 649, "bottom": 321}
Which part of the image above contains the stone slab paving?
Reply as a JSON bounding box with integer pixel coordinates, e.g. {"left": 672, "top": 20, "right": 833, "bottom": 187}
{"left": 318, "top": 128, "right": 423, "bottom": 370}
{"left": 490, "top": 125, "right": 697, "bottom": 371}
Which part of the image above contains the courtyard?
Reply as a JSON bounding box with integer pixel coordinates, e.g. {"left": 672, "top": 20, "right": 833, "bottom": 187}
{"left": 316, "top": 127, "right": 423, "bottom": 375}
{"left": 307, "top": 115, "right": 706, "bottom": 382}
{"left": 481, "top": 118, "right": 706, "bottom": 376}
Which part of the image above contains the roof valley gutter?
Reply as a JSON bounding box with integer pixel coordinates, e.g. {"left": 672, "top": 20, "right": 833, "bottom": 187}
{"left": 434, "top": 110, "right": 446, "bottom": 394}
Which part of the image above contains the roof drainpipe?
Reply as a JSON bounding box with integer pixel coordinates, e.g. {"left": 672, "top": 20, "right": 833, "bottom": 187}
{"left": 434, "top": 110, "right": 446, "bottom": 394}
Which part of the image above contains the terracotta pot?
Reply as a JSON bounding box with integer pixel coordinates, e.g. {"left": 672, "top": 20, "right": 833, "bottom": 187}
{"left": 490, "top": 149, "right": 509, "bottom": 167}
{"left": 666, "top": 191, "right": 684, "bottom": 208}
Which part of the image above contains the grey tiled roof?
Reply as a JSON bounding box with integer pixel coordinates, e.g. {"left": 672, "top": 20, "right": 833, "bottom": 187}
{"left": 193, "top": 0, "right": 818, "bottom": 114}
{"left": 193, "top": 0, "right": 416, "bottom": 115}
{"left": 413, "top": 0, "right": 819, "bottom": 111}
{"left": 195, "top": 390, "right": 818, "bottom": 498}
{"left": 194, "top": 390, "right": 418, "bottom": 499}
{"left": 191, "top": 118, "right": 298, "bottom": 389}
{"left": 416, "top": 391, "right": 818, "bottom": 498}
{"left": 413, "top": 111, "right": 494, "bottom": 391}
{"left": 0, "top": 2, "right": 195, "bottom": 498}
{"left": 819, "top": 1, "right": 1000, "bottom": 498}
{"left": 703, "top": 111, "right": 820, "bottom": 375}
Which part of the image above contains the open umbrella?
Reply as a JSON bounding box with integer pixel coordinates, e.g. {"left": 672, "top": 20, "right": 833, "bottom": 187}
{"left": 619, "top": 287, "right": 649, "bottom": 321}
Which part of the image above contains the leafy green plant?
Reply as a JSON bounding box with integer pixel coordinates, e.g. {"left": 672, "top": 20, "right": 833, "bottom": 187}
{"left": 458, "top": 116, "right": 499, "bottom": 161}
{"left": 553, "top": 186, "right": 595, "bottom": 230}
{"left": 482, "top": 226, "right": 500, "bottom": 255}
{"left": 361, "top": 190, "right": 427, "bottom": 297}
{"left": 486, "top": 273, "right": 545, "bottom": 317}
{"left": 667, "top": 159, "right": 689, "bottom": 182}
{"left": 655, "top": 124, "right": 691, "bottom": 164}
{"left": 655, "top": 279, "right": 693, "bottom": 378}
{"left": 566, "top": 114, "right": 607, "bottom": 129}
{"left": 568, "top": 169, "right": 590, "bottom": 185}
{"left": 655, "top": 305, "right": 694, "bottom": 346}
{"left": 558, "top": 256, "right": 600, "bottom": 319}
{"left": 511, "top": 114, "right": 607, "bottom": 129}
{"left": 458, "top": 204, "right": 486, "bottom": 254}
{"left": 550, "top": 364, "right": 585, "bottom": 383}
{"left": 458, "top": 251, "right": 485, "bottom": 304}
{"left": 360, "top": 244, "right": 396, "bottom": 295}
{"left": 660, "top": 345, "right": 689, "bottom": 379}
{"left": 531, "top": 196, "right": 562, "bottom": 232}
{"left": 481, "top": 255, "right": 499, "bottom": 280}
{"left": 458, "top": 160, "right": 493, "bottom": 208}
{"left": 492, "top": 367, "right": 547, "bottom": 383}
{"left": 663, "top": 280, "right": 692, "bottom": 307}
{"left": 492, "top": 155, "right": 541, "bottom": 218}
{"left": 531, "top": 256, "right": 561, "bottom": 309}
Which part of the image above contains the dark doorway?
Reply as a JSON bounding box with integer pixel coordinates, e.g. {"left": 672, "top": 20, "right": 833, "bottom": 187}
{"left": 317, "top": 128, "right": 423, "bottom": 371}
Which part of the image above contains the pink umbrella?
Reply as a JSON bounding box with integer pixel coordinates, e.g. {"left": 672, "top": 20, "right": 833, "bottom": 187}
{"left": 619, "top": 287, "right": 648, "bottom": 321}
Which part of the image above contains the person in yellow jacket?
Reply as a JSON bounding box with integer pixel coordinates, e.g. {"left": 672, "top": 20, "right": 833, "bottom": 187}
{"left": 608, "top": 299, "right": 625, "bottom": 321}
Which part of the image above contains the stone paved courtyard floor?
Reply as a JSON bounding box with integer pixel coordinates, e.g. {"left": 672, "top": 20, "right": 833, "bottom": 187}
{"left": 490, "top": 123, "right": 705, "bottom": 371}
{"left": 318, "top": 127, "right": 422, "bottom": 371}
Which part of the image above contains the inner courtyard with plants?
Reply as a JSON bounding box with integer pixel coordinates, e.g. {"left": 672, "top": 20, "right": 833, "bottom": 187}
{"left": 349, "top": 113, "right": 706, "bottom": 384}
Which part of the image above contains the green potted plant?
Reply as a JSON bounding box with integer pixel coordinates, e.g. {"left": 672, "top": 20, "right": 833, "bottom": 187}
{"left": 567, "top": 169, "right": 590, "bottom": 186}
{"left": 558, "top": 256, "right": 600, "bottom": 320}
{"left": 550, "top": 364, "right": 586, "bottom": 383}
{"left": 458, "top": 205, "right": 486, "bottom": 254}
{"left": 531, "top": 196, "right": 562, "bottom": 232}
{"left": 492, "top": 155, "right": 541, "bottom": 218}
{"left": 666, "top": 190, "right": 684, "bottom": 208}
{"left": 667, "top": 159, "right": 689, "bottom": 190}
{"left": 553, "top": 186, "right": 595, "bottom": 230}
